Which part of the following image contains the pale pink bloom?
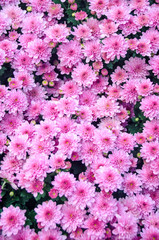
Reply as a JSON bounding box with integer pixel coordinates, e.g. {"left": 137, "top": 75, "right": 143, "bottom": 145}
{"left": 95, "top": 165, "right": 123, "bottom": 192}
{"left": 37, "top": 119, "right": 59, "bottom": 140}
{"left": 148, "top": 189, "right": 159, "bottom": 209}
{"left": 0, "top": 102, "right": 5, "bottom": 121}
{"left": 83, "top": 40, "right": 102, "bottom": 62}
{"left": 48, "top": 3, "right": 64, "bottom": 20}
{"left": 138, "top": 164, "right": 159, "bottom": 191}
{"left": 124, "top": 57, "right": 149, "bottom": 79}
{"left": 39, "top": 228, "right": 66, "bottom": 240}
{"left": 0, "top": 12, "right": 11, "bottom": 36}
{"left": 26, "top": 101, "right": 42, "bottom": 120}
{"left": 86, "top": 17, "right": 101, "bottom": 39}
{"left": 26, "top": 38, "right": 51, "bottom": 64}
{"left": 0, "top": 206, "right": 26, "bottom": 237}
{"left": 44, "top": 24, "right": 69, "bottom": 43}
{"left": 90, "top": 193, "right": 117, "bottom": 223}
{"left": 136, "top": 38, "right": 151, "bottom": 56}
{"left": 83, "top": 215, "right": 106, "bottom": 239}
{"left": 0, "top": 49, "right": 5, "bottom": 69}
{"left": 78, "top": 106, "right": 93, "bottom": 123}
{"left": 134, "top": 13, "right": 149, "bottom": 28}
{"left": 121, "top": 80, "right": 138, "bottom": 104}
{"left": 20, "top": 177, "right": 44, "bottom": 197}
{"left": 149, "top": 56, "right": 159, "bottom": 78}
{"left": 35, "top": 200, "right": 62, "bottom": 230}
{"left": 107, "top": 5, "right": 130, "bottom": 24}
{"left": 12, "top": 50, "right": 35, "bottom": 72}
{"left": 151, "top": 158, "right": 159, "bottom": 175}
{"left": 107, "top": 84, "right": 122, "bottom": 100}
{"left": 117, "top": 132, "right": 135, "bottom": 152}
{"left": 72, "top": 24, "right": 92, "bottom": 41}
{"left": 0, "top": 113, "right": 23, "bottom": 136}
{"left": 119, "top": 16, "right": 139, "bottom": 36}
{"left": 75, "top": 10, "right": 87, "bottom": 21}
{"left": 111, "top": 66, "right": 128, "bottom": 85}
{"left": 14, "top": 70, "right": 35, "bottom": 92}
{"left": 76, "top": 123, "right": 95, "bottom": 140}
{"left": 108, "top": 149, "right": 131, "bottom": 173}
{"left": 58, "top": 132, "right": 80, "bottom": 157}
{"left": 136, "top": 78, "right": 153, "bottom": 96}
{"left": 49, "top": 152, "right": 66, "bottom": 171}
{"left": 147, "top": 5, "right": 159, "bottom": 28}
{"left": 135, "top": 194, "right": 155, "bottom": 218}
{"left": 27, "top": 83, "right": 47, "bottom": 101}
{"left": 142, "top": 28, "right": 159, "bottom": 54}
{"left": 23, "top": 153, "right": 49, "bottom": 181}
{"left": 96, "top": 96, "right": 119, "bottom": 118}
{"left": 52, "top": 172, "right": 76, "bottom": 197}
{"left": 60, "top": 80, "right": 80, "bottom": 98}
{"left": 42, "top": 100, "right": 58, "bottom": 120}
{"left": 116, "top": 106, "right": 129, "bottom": 123}
{"left": 9, "top": 78, "right": 23, "bottom": 90}
{"left": 94, "top": 128, "right": 116, "bottom": 152}
{"left": 99, "top": 19, "right": 117, "bottom": 38}
{"left": 7, "top": 226, "right": 38, "bottom": 240}
{"left": 141, "top": 227, "right": 159, "bottom": 240}
{"left": 22, "top": 13, "right": 46, "bottom": 36}
{"left": 56, "top": 116, "right": 76, "bottom": 133}
{"left": 57, "top": 40, "right": 82, "bottom": 68}
{"left": 143, "top": 212, "right": 159, "bottom": 229}
{"left": 135, "top": 132, "right": 146, "bottom": 144}
{"left": 79, "top": 90, "right": 97, "bottom": 106}
{"left": 127, "top": 38, "right": 138, "bottom": 50}
{"left": 0, "top": 39, "right": 17, "bottom": 59}
{"left": 8, "top": 135, "right": 28, "bottom": 160}
{"left": 123, "top": 173, "right": 141, "bottom": 196}
{"left": 113, "top": 212, "right": 138, "bottom": 240}
{"left": 61, "top": 203, "right": 85, "bottom": 233}
{"left": 140, "top": 95, "right": 159, "bottom": 119}
{"left": 130, "top": 0, "right": 149, "bottom": 12}
{"left": 88, "top": 0, "right": 108, "bottom": 18}
{"left": 0, "top": 133, "right": 6, "bottom": 154}
{"left": 72, "top": 63, "right": 97, "bottom": 87}
{"left": 57, "top": 97, "right": 78, "bottom": 117}
{"left": 0, "top": 85, "right": 8, "bottom": 102}
{"left": 2, "top": 5, "right": 25, "bottom": 26}
{"left": 19, "top": 33, "right": 36, "bottom": 48}
{"left": 29, "top": 0, "right": 51, "bottom": 12}
{"left": 80, "top": 140, "right": 99, "bottom": 166}
{"left": 69, "top": 181, "right": 95, "bottom": 210}
{"left": 89, "top": 75, "right": 108, "bottom": 94}
{"left": 102, "top": 34, "right": 128, "bottom": 63}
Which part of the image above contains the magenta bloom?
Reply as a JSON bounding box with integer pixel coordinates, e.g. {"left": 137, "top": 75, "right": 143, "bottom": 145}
{"left": 35, "top": 200, "right": 62, "bottom": 230}
{"left": 0, "top": 206, "right": 26, "bottom": 237}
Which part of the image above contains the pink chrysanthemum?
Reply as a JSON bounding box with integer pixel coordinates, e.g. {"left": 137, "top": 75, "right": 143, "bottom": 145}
{"left": 35, "top": 200, "right": 62, "bottom": 230}
{"left": 44, "top": 24, "right": 69, "bottom": 44}
{"left": 143, "top": 212, "right": 159, "bottom": 229}
{"left": 111, "top": 66, "right": 128, "bottom": 85}
{"left": 29, "top": 0, "right": 51, "bottom": 13}
{"left": 94, "top": 128, "right": 116, "bottom": 152}
{"left": 107, "top": 5, "right": 130, "bottom": 24}
{"left": 121, "top": 80, "right": 138, "bottom": 104}
{"left": 83, "top": 215, "right": 106, "bottom": 239}
{"left": 102, "top": 34, "right": 128, "bottom": 63}
{"left": 117, "top": 132, "right": 136, "bottom": 152}
{"left": 0, "top": 12, "right": 11, "bottom": 36}
{"left": 95, "top": 165, "right": 123, "bottom": 192}
{"left": 124, "top": 57, "right": 149, "bottom": 79}
{"left": 99, "top": 19, "right": 117, "bottom": 38}
{"left": 68, "top": 181, "right": 95, "bottom": 210}
{"left": 48, "top": 3, "right": 64, "bottom": 20}
{"left": 0, "top": 49, "right": 5, "bottom": 69}
{"left": 57, "top": 97, "right": 78, "bottom": 117}
{"left": 140, "top": 95, "right": 159, "bottom": 119}
{"left": 90, "top": 193, "right": 117, "bottom": 223}
{"left": 61, "top": 203, "right": 85, "bottom": 233}
{"left": 39, "top": 228, "right": 66, "bottom": 240}
{"left": 52, "top": 172, "right": 76, "bottom": 197}
{"left": 57, "top": 40, "right": 82, "bottom": 68}
{"left": 8, "top": 135, "right": 28, "bottom": 160}
{"left": 96, "top": 96, "right": 119, "bottom": 118}
{"left": 149, "top": 56, "right": 159, "bottom": 78}
{"left": 123, "top": 173, "right": 141, "bottom": 196}
{"left": 72, "top": 24, "right": 92, "bottom": 41}
{"left": 49, "top": 152, "right": 66, "bottom": 171}
{"left": 141, "top": 227, "right": 159, "bottom": 240}
{"left": 72, "top": 63, "right": 96, "bottom": 88}
{"left": 0, "top": 206, "right": 26, "bottom": 237}
{"left": 81, "top": 140, "right": 99, "bottom": 166}
{"left": 113, "top": 212, "right": 138, "bottom": 240}
{"left": 108, "top": 149, "right": 131, "bottom": 173}
{"left": 136, "top": 78, "right": 153, "bottom": 96}
{"left": 88, "top": 0, "right": 108, "bottom": 18}
{"left": 83, "top": 40, "right": 102, "bottom": 62}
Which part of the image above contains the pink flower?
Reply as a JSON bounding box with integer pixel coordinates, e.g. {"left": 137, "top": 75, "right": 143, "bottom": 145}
{"left": 94, "top": 128, "right": 116, "bottom": 152}
{"left": 57, "top": 40, "right": 82, "bottom": 68}
{"left": 99, "top": 19, "right": 117, "bottom": 38}
{"left": 44, "top": 24, "right": 69, "bottom": 43}
{"left": 0, "top": 206, "right": 26, "bottom": 237}
{"left": 61, "top": 203, "right": 86, "bottom": 233}
{"left": 136, "top": 78, "right": 153, "bottom": 96}
{"left": 75, "top": 10, "right": 87, "bottom": 21}
{"left": 29, "top": 0, "right": 51, "bottom": 13}
{"left": 143, "top": 212, "right": 159, "bottom": 229}
{"left": 0, "top": 12, "right": 11, "bottom": 36}
{"left": 121, "top": 80, "right": 138, "bottom": 104}
{"left": 102, "top": 34, "right": 128, "bottom": 63}
{"left": 72, "top": 24, "right": 92, "bottom": 41}
{"left": 0, "top": 49, "right": 5, "bottom": 69}
{"left": 149, "top": 56, "right": 159, "bottom": 78}
{"left": 83, "top": 40, "right": 102, "bottom": 62}
{"left": 95, "top": 96, "right": 119, "bottom": 118}
{"left": 48, "top": 3, "right": 64, "bottom": 20}
{"left": 123, "top": 173, "right": 141, "bottom": 196}
{"left": 72, "top": 63, "right": 97, "bottom": 88}
{"left": 39, "top": 228, "right": 66, "bottom": 240}
{"left": 111, "top": 66, "right": 128, "bottom": 85}
{"left": 68, "top": 181, "right": 95, "bottom": 210}
{"left": 107, "top": 5, "right": 130, "bottom": 24}
{"left": 8, "top": 135, "right": 28, "bottom": 160}
{"left": 124, "top": 57, "right": 149, "bottom": 79}
{"left": 90, "top": 193, "right": 117, "bottom": 223}
{"left": 117, "top": 132, "right": 135, "bottom": 152}
{"left": 52, "top": 172, "right": 76, "bottom": 197}
{"left": 12, "top": 51, "right": 35, "bottom": 72}
{"left": 83, "top": 215, "right": 106, "bottom": 239}
{"left": 57, "top": 97, "right": 78, "bottom": 117}
{"left": 88, "top": 0, "right": 108, "bottom": 18}
{"left": 140, "top": 95, "right": 159, "bottom": 119}
{"left": 113, "top": 212, "right": 138, "bottom": 240}
{"left": 35, "top": 200, "right": 62, "bottom": 230}
{"left": 141, "top": 227, "right": 159, "bottom": 240}
{"left": 95, "top": 166, "right": 123, "bottom": 192}
{"left": 49, "top": 152, "right": 66, "bottom": 171}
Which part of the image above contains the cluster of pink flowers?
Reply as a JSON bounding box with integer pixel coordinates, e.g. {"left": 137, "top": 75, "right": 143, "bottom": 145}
{"left": 0, "top": 0, "right": 159, "bottom": 239}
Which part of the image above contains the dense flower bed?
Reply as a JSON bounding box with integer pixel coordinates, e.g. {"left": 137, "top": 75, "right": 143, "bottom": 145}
{"left": 0, "top": 0, "right": 159, "bottom": 239}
